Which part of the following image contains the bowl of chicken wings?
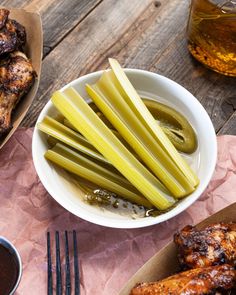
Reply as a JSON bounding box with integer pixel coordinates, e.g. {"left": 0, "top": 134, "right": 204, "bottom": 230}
{"left": 120, "top": 203, "right": 236, "bottom": 294}
{"left": 0, "top": 8, "right": 42, "bottom": 149}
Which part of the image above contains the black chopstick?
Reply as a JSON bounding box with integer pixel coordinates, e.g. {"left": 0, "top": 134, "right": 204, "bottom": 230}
{"left": 47, "top": 232, "right": 53, "bottom": 295}
{"left": 65, "top": 231, "right": 71, "bottom": 295}
{"left": 73, "top": 230, "right": 80, "bottom": 295}
{"left": 55, "top": 231, "right": 62, "bottom": 295}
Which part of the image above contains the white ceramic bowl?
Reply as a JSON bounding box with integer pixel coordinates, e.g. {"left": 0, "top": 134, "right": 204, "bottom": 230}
{"left": 32, "top": 69, "right": 217, "bottom": 228}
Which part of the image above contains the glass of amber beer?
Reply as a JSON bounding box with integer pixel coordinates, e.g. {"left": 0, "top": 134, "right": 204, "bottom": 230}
{"left": 187, "top": 0, "right": 236, "bottom": 76}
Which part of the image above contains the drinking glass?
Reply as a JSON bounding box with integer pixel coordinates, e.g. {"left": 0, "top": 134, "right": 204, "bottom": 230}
{"left": 187, "top": 0, "right": 236, "bottom": 76}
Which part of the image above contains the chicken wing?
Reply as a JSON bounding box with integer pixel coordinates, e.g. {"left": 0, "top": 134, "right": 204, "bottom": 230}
{"left": 174, "top": 223, "right": 236, "bottom": 269}
{"left": 130, "top": 264, "right": 236, "bottom": 295}
{"left": 0, "top": 51, "right": 36, "bottom": 134}
{"left": 0, "top": 8, "right": 26, "bottom": 55}
{"left": 0, "top": 8, "right": 9, "bottom": 29}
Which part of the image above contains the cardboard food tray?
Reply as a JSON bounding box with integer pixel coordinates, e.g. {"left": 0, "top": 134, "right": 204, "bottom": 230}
{"left": 119, "top": 202, "right": 236, "bottom": 295}
{"left": 0, "top": 8, "right": 42, "bottom": 149}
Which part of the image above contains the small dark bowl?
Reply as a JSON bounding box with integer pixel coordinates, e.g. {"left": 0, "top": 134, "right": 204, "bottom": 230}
{"left": 0, "top": 237, "right": 22, "bottom": 295}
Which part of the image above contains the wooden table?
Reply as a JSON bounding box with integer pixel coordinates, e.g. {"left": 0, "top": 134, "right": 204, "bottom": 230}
{"left": 2, "top": 0, "right": 236, "bottom": 134}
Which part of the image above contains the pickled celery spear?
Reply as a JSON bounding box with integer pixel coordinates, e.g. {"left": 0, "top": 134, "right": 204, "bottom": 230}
{"left": 109, "top": 58, "right": 199, "bottom": 187}
{"left": 45, "top": 143, "right": 152, "bottom": 208}
{"left": 51, "top": 88, "right": 174, "bottom": 210}
{"left": 64, "top": 116, "right": 169, "bottom": 194}
{"left": 74, "top": 102, "right": 197, "bottom": 154}
{"left": 63, "top": 117, "right": 134, "bottom": 153}
{"left": 49, "top": 143, "right": 137, "bottom": 192}
{"left": 87, "top": 70, "right": 195, "bottom": 195}
{"left": 38, "top": 116, "right": 109, "bottom": 165}
{"left": 63, "top": 118, "right": 77, "bottom": 132}
{"left": 47, "top": 135, "right": 59, "bottom": 147}
{"left": 86, "top": 82, "right": 193, "bottom": 197}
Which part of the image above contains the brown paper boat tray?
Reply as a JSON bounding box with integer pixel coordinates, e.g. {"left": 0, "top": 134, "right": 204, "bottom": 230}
{"left": 0, "top": 8, "right": 42, "bottom": 149}
{"left": 119, "top": 202, "right": 236, "bottom": 295}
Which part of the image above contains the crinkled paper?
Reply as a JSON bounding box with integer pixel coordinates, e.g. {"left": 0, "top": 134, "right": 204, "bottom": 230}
{"left": 0, "top": 128, "right": 235, "bottom": 294}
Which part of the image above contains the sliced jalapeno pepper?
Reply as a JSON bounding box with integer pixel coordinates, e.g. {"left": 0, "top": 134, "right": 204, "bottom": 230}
{"left": 142, "top": 99, "right": 197, "bottom": 154}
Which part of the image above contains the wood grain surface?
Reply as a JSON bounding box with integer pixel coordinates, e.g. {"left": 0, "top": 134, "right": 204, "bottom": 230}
{"left": 2, "top": 0, "right": 236, "bottom": 133}
{"left": 1, "top": 0, "right": 102, "bottom": 56}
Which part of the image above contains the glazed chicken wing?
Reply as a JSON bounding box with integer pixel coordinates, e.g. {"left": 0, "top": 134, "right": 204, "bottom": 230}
{"left": 130, "top": 265, "right": 236, "bottom": 295}
{"left": 0, "top": 8, "right": 26, "bottom": 55}
{"left": 174, "top": 223, "right": 236, "bottom": 269}
{"left": 0, "top": 51, "right": 36, "bottom": 134}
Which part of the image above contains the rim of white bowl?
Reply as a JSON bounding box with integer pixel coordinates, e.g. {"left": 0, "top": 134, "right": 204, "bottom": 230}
{"left": 32, "top": 69, "right": 217, "bottom": 228}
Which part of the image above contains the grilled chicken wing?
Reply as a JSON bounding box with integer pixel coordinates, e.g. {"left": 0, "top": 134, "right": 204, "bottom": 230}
{"left": 0, "top": 9, "right": 9, "bottom": 29}
{"left": 0, "top": 51, "right": 35, "bottom": 134}
{"left": 0, "top": 8, "right": 26, "bottom": 55}
{"left": 130, "top": 265, "right": 236, "bottom": 295}
{"left": 174, "top": 223, "right": 236, "bottom": 269}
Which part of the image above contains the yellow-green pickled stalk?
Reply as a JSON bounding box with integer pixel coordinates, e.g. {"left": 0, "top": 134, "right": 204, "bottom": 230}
{"left": 38, "top": 116, "right": 109, "bottom": 165}
{"left": 51, "top": 88, "right": 174, "bottom": 210}
{"left": 63, "top": 118, "right": 77, "bottom": 132}
{"left": 64, "top": 117, "right": 139, "bottom": 158}
{"left": 109, "top": 58, "right": 199, "bottom": 187}
{"left": 45, "top": 143, "right": 152, "bottom": 208}
{"left": 86, "top": 72, "right": 194, "bottom": 197}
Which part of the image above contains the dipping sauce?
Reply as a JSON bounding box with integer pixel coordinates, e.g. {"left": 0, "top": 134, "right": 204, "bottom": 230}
{"left": 0, "top": 243, "right": 19, "bottom": 295}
